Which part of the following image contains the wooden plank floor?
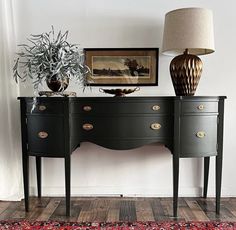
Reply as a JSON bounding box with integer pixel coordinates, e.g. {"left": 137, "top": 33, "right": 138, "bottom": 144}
{"left": 0, "top": 197, "right": 236, "bottom": 222}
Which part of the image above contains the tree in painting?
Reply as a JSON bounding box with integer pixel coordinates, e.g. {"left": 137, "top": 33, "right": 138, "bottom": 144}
{"left": 124, "top": 58, "right": 139, "bottom": 76}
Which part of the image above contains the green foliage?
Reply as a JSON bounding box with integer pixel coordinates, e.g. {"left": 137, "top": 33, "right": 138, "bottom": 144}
{"left": 13, "top": 27, "right": 90, "bottom": 91}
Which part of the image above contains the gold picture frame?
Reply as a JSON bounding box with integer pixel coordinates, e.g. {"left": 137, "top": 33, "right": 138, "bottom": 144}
{"left": 84, "top": 48, "right": 159, "bottom": 86}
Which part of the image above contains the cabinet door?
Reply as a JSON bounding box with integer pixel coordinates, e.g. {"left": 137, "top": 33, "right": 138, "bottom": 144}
{"left": 27, "top": 116, "right": 65, "bottom": 156}
{"left": 180, "top": 115, "right": 218, "bottom": 157}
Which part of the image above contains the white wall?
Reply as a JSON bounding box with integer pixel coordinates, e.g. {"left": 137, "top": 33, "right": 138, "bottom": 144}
{"left": 13, "top": 0, "right": 236, "bottom": 197}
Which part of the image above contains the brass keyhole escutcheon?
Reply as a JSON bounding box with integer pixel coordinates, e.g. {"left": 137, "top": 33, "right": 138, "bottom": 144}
{"left": 83, "top": 105, "right": 92, "bottom": 112}
{"left": 82, "top": 123, "right": 94, "bottom": 131}
{"left": 197, "top": 104, "right": 204, "bottom": 110}
{"left": 38, "top": 105, "right": 47, "bottom": 111}
{"left": 38, "top": 131, "right": 48, "bottom": 139}
{"left": 152, "top": 105, "right": 160, "bottom": 111}
{"left": 151, "top": 123, "right": 161, "bottom": 130}
{"left": 196, "top": 131, "right": 206, "bottom": 138}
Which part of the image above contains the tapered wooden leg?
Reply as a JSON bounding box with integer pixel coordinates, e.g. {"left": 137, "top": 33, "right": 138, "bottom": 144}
{"left": 36, "top": 156, "right": 41, "bottom": 198}
{"left": 22, "top": 154, "right": 29, "bottom": 212}
{"left": 216, "top": 155, "right": 223, "bottom": 214}
{"left": 215, "top": 98, "right": 224, "bottom": 214}
{"left": 203, "top": 157, "right": 210, "bottom": 198}
{"left": 173, "top": 154, "right": 179, "bottom": 217}
{"left": 65, "top": 155, "right": 71, "bottom": 216}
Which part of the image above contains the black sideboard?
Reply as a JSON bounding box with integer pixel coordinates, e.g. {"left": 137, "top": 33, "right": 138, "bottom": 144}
{"left": 18, "top": 96, "right": 226, "bottom": 216}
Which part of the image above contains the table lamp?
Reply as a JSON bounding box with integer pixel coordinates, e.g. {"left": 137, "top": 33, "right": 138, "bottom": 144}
{"left": 162, "top": 8, "right": 215, "bottom": 96}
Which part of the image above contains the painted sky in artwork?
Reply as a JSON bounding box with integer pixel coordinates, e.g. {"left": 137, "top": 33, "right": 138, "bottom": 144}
{"left": 92, "top": 56, "right": 150, "bottom": 70}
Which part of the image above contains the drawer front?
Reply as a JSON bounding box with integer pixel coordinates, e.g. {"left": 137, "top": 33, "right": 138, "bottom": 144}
{"left": 180, "top": 115, "right": 217, "bottom": 157}
{"left": 27, "top": 116, "right": 65, "bottom": 156}
{"left": 72, "top": 101, "right": 173, "bottom": 115}
{"left": 80, "top": 115, "right": 173, "bottom": 140}
{"left": 181, "top": 101, "right": 218, "bottom": 114}
{"left": 26, "top": 102, "right": 64, "bottom": 114}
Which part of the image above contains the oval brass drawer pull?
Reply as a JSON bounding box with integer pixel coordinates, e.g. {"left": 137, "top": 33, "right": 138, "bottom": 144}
{"left": 196, "top": 131, "right": 206, "bottom": 138}
{"left": 38, "top": 105, "right": 47, "bottom": 111}
{"left": 82, "top": 123, "right": 94, "bottom": 131}
{"left": 83, "top": 105, "right": 92, "bottom": 112}
{"left": 197, "top": 104, "right": 204, "bottom": 110}
{"left": 152, "top": 105, "right": 160, "bottom": 111}
{"left": 151, "top": 123, "right": 161, "bottom": 130}
{"left": 38, "top": 131, "right": 48, "bottom": 139}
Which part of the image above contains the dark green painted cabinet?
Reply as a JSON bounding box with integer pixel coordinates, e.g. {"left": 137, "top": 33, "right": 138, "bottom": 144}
{"left": 18, "top": 96, "right": 226, "bottom": 217}
{"left": 180, "top": 115, "right": 218, "bottom": 157}
{"left": 27, "top": 116, "right": 65, "bottom": 156}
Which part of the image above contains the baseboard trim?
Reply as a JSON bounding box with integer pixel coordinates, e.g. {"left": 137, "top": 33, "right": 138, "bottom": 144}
{"left": 29, "top": 186, "right": 233, "bottom": 197}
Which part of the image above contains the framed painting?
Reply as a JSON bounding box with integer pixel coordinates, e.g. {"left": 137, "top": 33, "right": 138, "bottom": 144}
{"left": 84, "top": 48, "right": 159, "bottom": 86}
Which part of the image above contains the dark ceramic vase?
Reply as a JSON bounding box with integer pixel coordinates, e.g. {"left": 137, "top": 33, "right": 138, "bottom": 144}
{"left": 46, "top": 74, "right": 69, "bottom": 92}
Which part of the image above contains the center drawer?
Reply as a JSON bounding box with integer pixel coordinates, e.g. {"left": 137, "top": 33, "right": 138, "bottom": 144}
{"left": 79, "top": 115, "right": 173, "bottom": 140}
{"left": 71, "top": 101, "right": 173, "bottom": 115}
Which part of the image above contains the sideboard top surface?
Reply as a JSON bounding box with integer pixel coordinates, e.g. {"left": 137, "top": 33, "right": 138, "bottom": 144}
{"left": 18, "top": 96, "right": 226, "bottom": 102}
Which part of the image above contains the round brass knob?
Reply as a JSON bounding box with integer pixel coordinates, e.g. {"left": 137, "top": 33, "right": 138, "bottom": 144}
{"left": 38, "top": 105, "right": 46, "bottom": 111}
{"left": 196, "top": 131, "right": 206, "bottom": 138}
{"left": 38, "top": 131, "right": 48, "bottom": 139}
{"left": 83, "top": 105, "right": 92, "bottom": 112}
{"left": 152, "top": 105, "right": 160, "bottom": 111}
{"left": 82, "top": 123, "right": 94, "bottom": 131}
{"left": 151, "top": 123, "right": 161, "bottom": 130}
{"left": 197, "top": 104, "right": 204, "bottom": 110}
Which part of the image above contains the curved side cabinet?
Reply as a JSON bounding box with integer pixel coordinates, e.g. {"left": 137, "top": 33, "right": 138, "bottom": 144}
{"left": 27, "top": 116, "right": 65, "bottom": 156}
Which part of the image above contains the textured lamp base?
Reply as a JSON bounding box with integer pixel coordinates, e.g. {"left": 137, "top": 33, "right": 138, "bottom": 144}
{"left": 170, "top": 51, "right": 203, "bottom": 96}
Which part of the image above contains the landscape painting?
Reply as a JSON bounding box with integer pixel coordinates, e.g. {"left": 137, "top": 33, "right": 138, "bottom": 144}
{"left": 84, "top": 48, "right": 158, "bottom": 86}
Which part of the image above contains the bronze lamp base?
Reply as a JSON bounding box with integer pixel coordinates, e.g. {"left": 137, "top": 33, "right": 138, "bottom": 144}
{"left": 170, "top": 49, "right": 203, "bottom": 96}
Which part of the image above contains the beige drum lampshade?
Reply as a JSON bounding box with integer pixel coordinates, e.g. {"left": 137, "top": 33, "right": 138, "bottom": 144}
{"left": 162, "top": 7, "right": 215, "bottom": 56}
{"left": 162, "top": 7, "right": 215, "bottom": 96}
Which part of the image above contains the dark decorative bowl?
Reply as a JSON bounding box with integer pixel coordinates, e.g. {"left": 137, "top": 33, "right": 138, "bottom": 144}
{"left": 99, "top": 87, "right": 140, "bottom": 97}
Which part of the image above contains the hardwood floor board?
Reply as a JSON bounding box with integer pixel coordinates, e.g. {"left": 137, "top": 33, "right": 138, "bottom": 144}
{"left": 50, "top": 199, "right": 82, "bottom": 222}
{"left": 68, "top": 199, "right": 87, "bottom": 222}
{"left": 83, "top": 198, "right": 110, "bottom": 222}
{"left": 36, "top": 198, "right": 61, "bottom": 221}
{"left": 230, "top": 210, "right": 236, "bottom": 217}
{"left": 150, "top": 199, "right": 167, "bottom": 221}
{"left": 1, "top": 197, "right": 236, "bottom": 222}
{"left": 229, "top": 198, "right": 236, "bottom": 203}
{"left": 0, "top": 202, "right": 20, "bottom": 221}
{"left": 178, "top": 198, "right": 189, "bottom": 207}
{"left": 26, "top": 198, "right": 51, "bottom": 220}
{"left": 106, "top": 199, "right": 120, "bottom": 222}
{"left": 159, "top": 199, "right": 174, "bottom": 218}
{"left": 221, "top": 200, "right": 236, "bottom": 218}
{"left": 196, "top": 199, "right": 214, "bottom": 212}
{"left": 119, "top": 200, "right": 136, "bottom": 222}
{"left": 9, "top": 198, "right": 50, "bottom": 220}
{"left": 76, "top": 200, "right": 92, "bottom": 222}
{"left": 197, "top": 199, "right": 221, "bottom": 221}
{"left": 10, "top": 199, "right": 32, "bottom": 220}
{"left": 0, "top": 202, "right": 10, "bottom": 216}
{"left": 10, "top": 200, "right": 29, "bottom": 220}
{"left": 185, "top": 200, "right": 209, "bottom": 221}
{"left": 135, "top": 199, "right": 155, "bottom": 221}
{"left": 158, "top": 198, "right": 184, "bottom": 221}
{"left": 178, "top": 206, "right": 197, "bottom": 221}
{"left": 217, "top": 206, "right": 236, "bottom": 221}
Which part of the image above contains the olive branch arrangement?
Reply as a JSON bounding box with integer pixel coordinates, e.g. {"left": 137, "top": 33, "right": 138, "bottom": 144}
{"left": 13, "top": 27, "right": 90, "bottom": 92}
